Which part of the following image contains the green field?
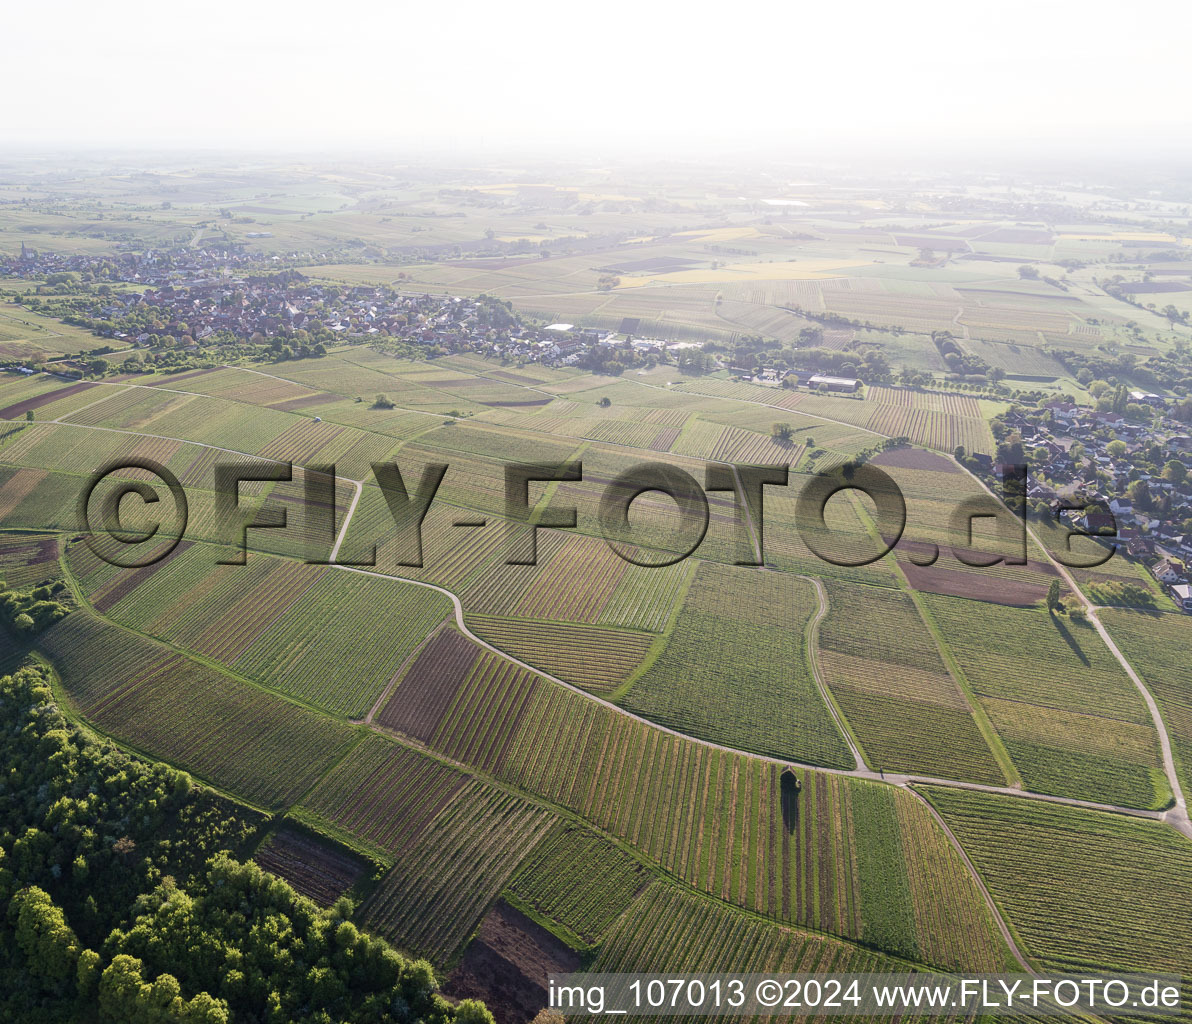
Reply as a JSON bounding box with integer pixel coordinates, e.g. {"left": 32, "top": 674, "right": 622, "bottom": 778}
{"left": 620, "top": 561, "right": 855, "bottom": 768}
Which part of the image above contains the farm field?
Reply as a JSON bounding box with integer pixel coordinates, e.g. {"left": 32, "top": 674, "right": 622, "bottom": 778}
{"left": 38, "top": 610, "right": 359, "bottom": 808}
{"left": 361, "top": 780, "right": 556, "bottom": 962}
{"left": 816, "top": 578, "right": 1007, "bottom": 784}
{"left": 64, "top": 537, "right": 454, "bottom": 718}
{"left": 924, "top": 787, "right": 1192, "bottom": 980}
{"left": 620, "top": 562, "right": 854, "bottom": 767}
{"left": 504, "top": 821, "right": 651, "bottom": 948}
{"left": 1100, "top": 608, "right": 1192, "bottom": 799}
{"left": 252, "top": 826, "right": 371, "bottom": 906}
{"left": 921, "top": 593, "right": 1168, "bottom": 808}
{"left": 492, "top": 675, "right": 1010, "bottom": 971}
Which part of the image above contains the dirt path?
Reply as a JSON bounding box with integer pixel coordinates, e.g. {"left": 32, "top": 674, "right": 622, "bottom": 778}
{"left": 951, "top": 457, "right": 1191, "bottom": 840}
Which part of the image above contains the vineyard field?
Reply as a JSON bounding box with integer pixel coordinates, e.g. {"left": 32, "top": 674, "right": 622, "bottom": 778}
{"left": 39, "top": 611, "right": 358, "bottom": 808}
{"left": 620, "top": 562, "right": 854, "bottom": 768}
{"left": 922, "top": 593, "right": 1167, "bottom": 808}
{"left": 924, "top": 787, "right": 1192, "bottom": 979}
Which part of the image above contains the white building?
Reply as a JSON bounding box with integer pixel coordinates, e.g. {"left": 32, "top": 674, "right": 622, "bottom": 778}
{"left": 807, "top": 374, "right": 860, "bottom": 393}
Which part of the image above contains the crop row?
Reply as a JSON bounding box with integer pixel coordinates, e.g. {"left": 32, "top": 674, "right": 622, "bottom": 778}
{"left": 378, "top": 627, "right": 480, "bottom": 741}
{"left": 512, "top": 533, "right": 627, "bottom": 623}
{"left": 866, "top": 406, "right": 994, "bottom": 455}
{"left": 300, "top": 734, "right": 467, "bottom": 860}
{"left": 923, "top": 593, "right": 1165, "bottom": 807}
{"left": 597, "top": 559, "right": 689, "bottom": 633}
{"left": 866, "top": 385, "right": 981, "bottom": 417}
{"left": 593, "top": 882, "right": 905, "bottom": 981}
{"left": 39, "top": 611, "right": 357, "bottom": 808}
{"left": 232, "top": 568, "right": 452, "bottom": 717}
{"left": 468, "top": 614, "right": 654, "bottom": 694}
{"left": 361, "top": 781, "right": 556, "bottom": 961}
{"left": 505, "top": 821, "right": 650, "bottom": 946}
{"left": 0, "top": 531, "right": 60, "bottom": 590}
{"left": 253, "top": 827, "right": 366, "bottom": 907}
{"left": 430, "top": 650, "right": 541, "bottom": 773}
{"left": 925, "top": 787, "right": 1192, "bottom": 979}
{"left": 1101, "top": 608, "right": 1192, "bottom": 798}
{"left": 256, "top": 417, "right": 349, "bottom": 463}
{"left": 621, "top": 563, "right": 853, "bottom": 767}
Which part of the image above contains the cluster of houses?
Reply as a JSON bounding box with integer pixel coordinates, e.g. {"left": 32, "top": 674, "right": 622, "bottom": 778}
{"left": 3, "top": 245, "right": 630, "bottom": 365}
{"left": 1006, "top": 398, "right": 1192, "bottom": 611}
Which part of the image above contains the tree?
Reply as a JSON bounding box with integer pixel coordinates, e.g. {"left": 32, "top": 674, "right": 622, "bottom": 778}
{"left": 12, "top": 886, "right": 81, "bottom": 993}
{"left": 1018, "top": 265, "right": 1040, "bottom": 280}
{"left": 771, "top": 422, "right": 794, "bottom": 442}
{"left": 1107, "top": 440, "right": 1127, "bottom": 459}
{"left": 456, "top": 1000, "right": 497, "bottom": 1024}
{"left": 1163, "top": 460, "right": 1187, "bottom": 485}
{"left": 12, "top": 612, "right": 34, "bottom": 635}
{"left": 1046, "top": 579, "right": 1062, "bottom": 614}
{"left": 598, "top": 396, "right": 611, "bottom": 408}
{"left": 1128, "top": 478, "right": 1152, "bottom": 509}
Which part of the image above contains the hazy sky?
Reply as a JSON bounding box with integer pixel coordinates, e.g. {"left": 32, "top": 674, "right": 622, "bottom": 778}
{"left": 7, "top": 0, "right": 1191, "bottom": 157}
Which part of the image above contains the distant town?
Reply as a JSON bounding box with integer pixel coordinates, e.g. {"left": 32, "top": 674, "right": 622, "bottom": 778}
{"left": 4, "top": 241, "right": 1191, "bottom": 612}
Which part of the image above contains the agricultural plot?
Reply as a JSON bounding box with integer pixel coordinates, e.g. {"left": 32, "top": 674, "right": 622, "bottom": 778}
{"left": 74, "top": 540, "right": 330, "bottom": 663}
{"left": 511, "top": 532, "right": 627, "bottom": 623}
{"left": 865, "top": 386, "right": 982, "bottom": 417}
{"left": 597, "top": 559, "right": 691, "bottom": 632}
{"left": 816, "top": 579, "right": 1006, "bottom": 784}
{"left": 62, "top": 384, "right": 197, "bottom": 430}
{"left": 39, "top": 611, "right": 358, "bottom": 808}
{"left": 378, "top": 627, "right": 481, "bottom": 740}
{"left": 922, "top": 594, "right": 1167, "bottom": 808}
{"left": 254, "top": 826, "right": 369, "bottom": 906}
{"left": 706, "top": 424, "right": 804, "bottom": 466}
{"left": 0, "top": 372, "right": 85, "bottom": 414}
{"left": 362, "top": 781, "right": 556, "bottom": 962}
{"left": 338, "top": 483, "right": 511, "bottom": 589}
{"left": 0, "top": 531, "right": 61, "bottom": 589}
{"left": 595, "top": 865, "right": 1007, "bottom": 985}
{"left": 299, "top": 733, "right": 469, "bottom": 861}
{"left": 505, "top": 821, "right": 651, "bottom": 947}
{"left": 493, "top": 679, "right": 1006, "bottom": 970}
{"left": 426, "top": 648, "right": 543, "bottom": 772}
{"left": 865, "top": 406, "right": 994, "bottom": 456}
{"left": 621, "top": 562, "right": 854, "bottom": 767}
{"left": 468, "top": 614, "right": 655, "bottom": 695}
{"left": 233, "top": 568, "right": 453, "bottom": 717}
{"left": 0, "top": 377, "right": 104, "bottom": 420}
{"left": 1100, "top": 608, "right": 1192, "bottom": 799}
{"left": 758, "top": 472, "right": 902, "bottom": 587}
{"left": 924, "top": 787, "right": 1192, "bottom": 979}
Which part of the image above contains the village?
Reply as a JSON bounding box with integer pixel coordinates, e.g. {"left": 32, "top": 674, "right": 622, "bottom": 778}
{"left": 1001, "top": 393, "right": 1192, "bottom": 611}
{"left": 2, "top": 245, "right": 871, "bottom": 387}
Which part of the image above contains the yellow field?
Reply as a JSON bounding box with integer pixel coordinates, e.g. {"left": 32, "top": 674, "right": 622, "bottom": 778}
{"left": 1059, "top": 231, "right": 1189, "bottom": 244}
{"left": 465, "top": 183, "right": 638, "bottom": 202}
{"left": 614, "top": 258, "right": 871, "bottom": 288}
{"left": 674, "top": 226, "right": 764, "bottom": 243}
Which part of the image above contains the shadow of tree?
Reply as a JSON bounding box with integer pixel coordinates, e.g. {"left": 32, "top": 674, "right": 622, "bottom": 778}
{"left": 1050, "top": 611, "right": 1091, "bottom": 666}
